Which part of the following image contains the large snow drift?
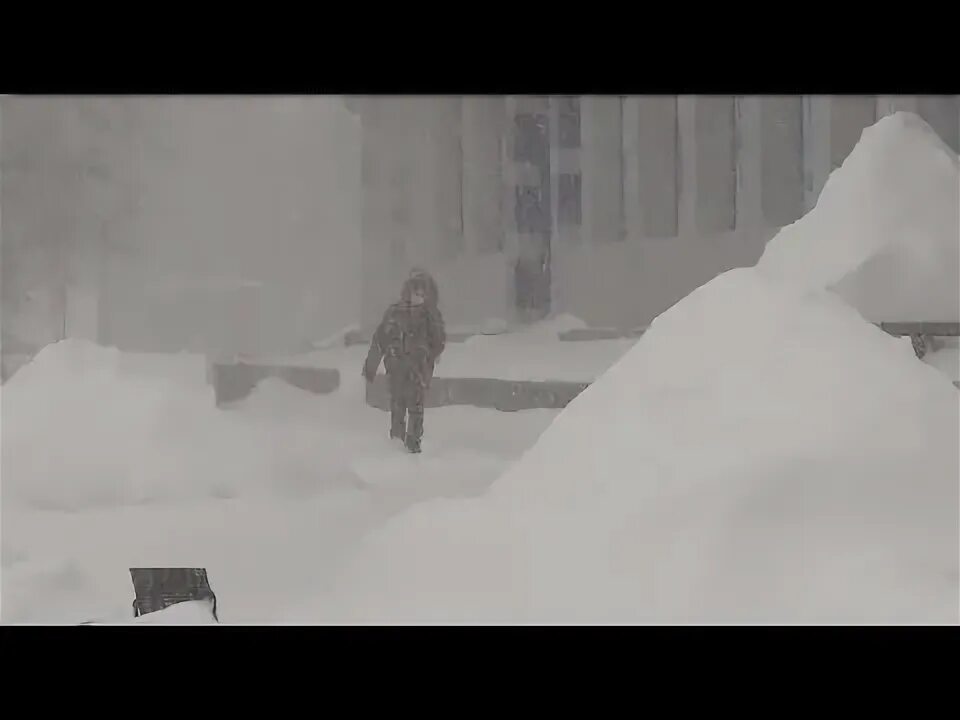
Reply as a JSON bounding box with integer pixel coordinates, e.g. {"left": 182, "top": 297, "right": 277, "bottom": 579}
{"left": 309, "top": 112, "right": 960, "bottom": 624}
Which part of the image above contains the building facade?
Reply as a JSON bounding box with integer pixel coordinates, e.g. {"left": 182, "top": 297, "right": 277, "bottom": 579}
{"left": 354, "top": 95, "right": 960, "bottom": 334}
{"left": 2, "top": 95, "right": 956, "bottom": 379}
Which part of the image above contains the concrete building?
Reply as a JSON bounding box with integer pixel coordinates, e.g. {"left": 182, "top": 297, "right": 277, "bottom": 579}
{"left": 2, "top": 94, "right": 957, "bottom": 379}
{"left": 353, "top": 95, "right": 960, "bottom": 335}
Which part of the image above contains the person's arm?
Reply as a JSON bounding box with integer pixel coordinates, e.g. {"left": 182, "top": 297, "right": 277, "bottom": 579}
{"left": 429, "top": 307, "right": 446, "bottom": 360}
{"left": 362, "top": 312, "right": 389, "bottom": 381}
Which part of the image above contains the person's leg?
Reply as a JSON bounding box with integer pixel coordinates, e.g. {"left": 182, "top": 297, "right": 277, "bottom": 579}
{"left": 405, "top": 372, "right": 425, "bottom": 454}
{"left": 389, "top": 400, "right": 406, "bottom": 441}
{"left": 387, "top": 371, "right": 406, "bottom": 441}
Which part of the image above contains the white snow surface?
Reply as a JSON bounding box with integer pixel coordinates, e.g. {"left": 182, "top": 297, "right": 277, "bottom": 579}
{"left": 295, "top": 112, "right": 960, "bottom": 624}
{"left": 0, "top": 343, "right": 557, "bottom": 623}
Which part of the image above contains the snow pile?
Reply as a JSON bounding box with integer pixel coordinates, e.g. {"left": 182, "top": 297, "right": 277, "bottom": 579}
{"left": 759, "top": 112, "right": 959, "bottom": 321}
{"left": 0, "top": 340, "right": 272, "bottom": 510}
{"left": 309, "top": 113, "right": 960, "bottom": 624}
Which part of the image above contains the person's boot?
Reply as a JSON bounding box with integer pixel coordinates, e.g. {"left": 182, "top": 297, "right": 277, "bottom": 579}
{"left": 406, "top": 408, "right": 423, "bottom": 453}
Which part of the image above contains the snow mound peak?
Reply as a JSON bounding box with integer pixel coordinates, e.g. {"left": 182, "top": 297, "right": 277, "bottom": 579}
{"left": 757, "top": 111, "right": 959, "bottom": 298}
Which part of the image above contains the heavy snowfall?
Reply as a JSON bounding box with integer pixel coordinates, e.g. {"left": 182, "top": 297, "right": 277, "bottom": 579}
{"left": 1, "top": 99, "right": 958, "bottom": 624}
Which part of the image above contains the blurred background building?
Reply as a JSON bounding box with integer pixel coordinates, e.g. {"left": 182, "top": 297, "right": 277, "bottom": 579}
{"left": 2, "top": 94, "right": 957, "bottom": 378}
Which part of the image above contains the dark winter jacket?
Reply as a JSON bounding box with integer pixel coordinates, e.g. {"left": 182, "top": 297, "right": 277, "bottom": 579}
{"left": 363, "top": 299, "right": 446, "bottom": 385}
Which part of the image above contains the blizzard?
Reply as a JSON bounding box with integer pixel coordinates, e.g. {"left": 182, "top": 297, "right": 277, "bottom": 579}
{"left": 1, "top": 111, "right": 958, "bottom": 624}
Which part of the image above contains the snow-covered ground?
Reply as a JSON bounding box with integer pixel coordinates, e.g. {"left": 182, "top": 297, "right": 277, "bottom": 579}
{"left": 0, "top": 345, "right": 558, "bottom": 623}
{"left": 2, "top": 112, "right": 958, "bottom": 625}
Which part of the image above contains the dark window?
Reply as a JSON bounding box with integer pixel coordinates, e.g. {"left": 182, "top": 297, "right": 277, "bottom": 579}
{"left": 558, "top": 172, "right": 582, "bottom": 226}
{"left": 515, "top": 185, "right": 550, "bottom": 234}
{"left": 558, "top": 96, "right": 581, "bottom": 149}
{"left": 513, "top": 113, "right": 549, "bottom": 164}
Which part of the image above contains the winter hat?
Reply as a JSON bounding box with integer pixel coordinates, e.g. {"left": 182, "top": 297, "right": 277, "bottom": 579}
{"left": 408, "top": 267, "right": 439, "bottom": 307}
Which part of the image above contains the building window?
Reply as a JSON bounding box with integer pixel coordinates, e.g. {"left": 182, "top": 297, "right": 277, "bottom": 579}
{"left": 515, "top": 185, "right": 550, "bottom": 234}
{"left": 695, "top": 95, "right": 737, "bottom": 234}
{"left": 512, "top": 105, "right": 552, "bottom": 238}
{"left": 558, "top": 172, "right": 582, "bottom": 226}
{"left": 558, "top": 96, "right": 581, "bottom": 149}
{"left": 637, "top": 96, "right": 679, "bottom": 238}
{"left": 761, "top": 96, "right": 805, "bottom": 228}
{"left": 513, "top": 113, "right": 549, "bottom": 164}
